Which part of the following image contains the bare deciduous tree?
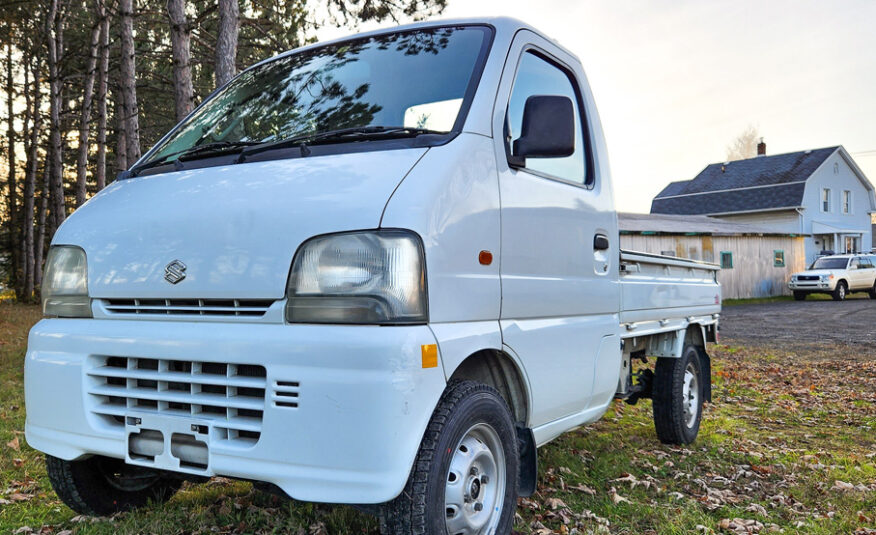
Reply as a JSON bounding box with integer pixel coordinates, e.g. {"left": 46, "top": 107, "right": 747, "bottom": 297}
{"left": 725, "top": 125, "right": 760, "bottom": 161}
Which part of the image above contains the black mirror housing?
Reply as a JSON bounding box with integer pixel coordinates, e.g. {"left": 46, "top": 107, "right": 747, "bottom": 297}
{"left": 509, "top": 95, "right": 575, "bottom": 167}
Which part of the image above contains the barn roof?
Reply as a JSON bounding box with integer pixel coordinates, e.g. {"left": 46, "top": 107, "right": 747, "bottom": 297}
{"left": 619, "top": 212, "right": 804, "bottom": 236}
{"left": 650, "top": 146, "right": 839, "bottom": 215}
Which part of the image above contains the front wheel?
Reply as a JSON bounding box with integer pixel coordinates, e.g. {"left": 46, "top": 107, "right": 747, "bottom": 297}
{"left": 832, "top": 281, "right": 847, "bottom": 301}
{"left": 869, "top": 281, "right": 876, "bottom": 299}
{"left": 652, "top": 345, "right": 704, "bottom": 445}
{"left": 46, "top": 455, "right": 181, "bottom": 516}
{"left": 380, "top": 380, "right": 519, "bottom": 535}
{"left": 793, "top": 291, "right": 807, "bottom": 301}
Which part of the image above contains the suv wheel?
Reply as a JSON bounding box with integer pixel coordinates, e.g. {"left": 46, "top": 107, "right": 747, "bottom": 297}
{"left": 793, "top": 291, "right": 806, "bottom": 301}
{"left": 832, "top": 281, "right": 847, "bottom": 301}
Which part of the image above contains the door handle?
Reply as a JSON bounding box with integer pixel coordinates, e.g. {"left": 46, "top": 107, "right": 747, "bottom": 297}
{"left": 594, "top": 234, "right": 610, "bottom": 251}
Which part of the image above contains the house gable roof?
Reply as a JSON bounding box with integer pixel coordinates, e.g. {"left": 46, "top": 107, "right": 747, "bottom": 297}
{"left": 651, "top": 146, "right": 839, "bottom": 215}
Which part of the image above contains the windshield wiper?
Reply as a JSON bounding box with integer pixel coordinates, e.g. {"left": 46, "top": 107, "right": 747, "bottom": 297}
{"left": 129, "top": 140, "right": 261, "bottom": 177}
{"left": 240, "top": 126, "right": 447, "bottom": 160}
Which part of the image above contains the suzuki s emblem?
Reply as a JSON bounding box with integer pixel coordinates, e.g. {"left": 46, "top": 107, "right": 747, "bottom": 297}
{"left": 164, "top": 260, "right": 187, "bottom": 284}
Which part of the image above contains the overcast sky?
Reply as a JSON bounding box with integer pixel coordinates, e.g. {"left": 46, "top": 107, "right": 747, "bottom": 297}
{"left": 318, "top": 1, "right": 876, "bottom": 213}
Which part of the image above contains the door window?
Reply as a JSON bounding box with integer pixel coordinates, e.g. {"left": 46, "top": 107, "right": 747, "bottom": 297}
{"left": 506, "top": 51, "right": 589, "bottom": 185}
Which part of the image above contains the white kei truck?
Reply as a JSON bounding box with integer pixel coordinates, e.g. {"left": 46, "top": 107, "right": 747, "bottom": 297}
{"left": 25, "top": 17, "right": 721, "bottom": 535}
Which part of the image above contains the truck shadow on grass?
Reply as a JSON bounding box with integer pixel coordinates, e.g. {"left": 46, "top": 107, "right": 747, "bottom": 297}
{"left": 1, "top": 305, "right": 874, "bottom": 534}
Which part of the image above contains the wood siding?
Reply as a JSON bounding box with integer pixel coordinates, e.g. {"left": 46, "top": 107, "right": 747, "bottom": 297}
{"left": 620, "top": 234, "right": 806, "bottom": 299}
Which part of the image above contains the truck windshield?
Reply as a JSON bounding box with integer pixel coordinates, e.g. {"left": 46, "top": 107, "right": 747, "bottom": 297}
{"left": 810, "top": 257, "right": 848, "bottom": 270}
{"left": 139, "top": 25, "right": 491, "bottom": 170}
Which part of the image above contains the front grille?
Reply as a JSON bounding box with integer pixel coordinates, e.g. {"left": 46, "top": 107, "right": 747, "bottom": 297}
{"left": 102, "top": 298, "right": 274, "bottom": 317}
{"left": 87, "top": 356, "right": 267, "bottom": 446}
{"left": 797, "top": 275, "right": 820, "bottom": 281}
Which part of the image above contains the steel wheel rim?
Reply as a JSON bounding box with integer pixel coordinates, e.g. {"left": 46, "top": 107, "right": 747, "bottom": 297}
{"left": 682, "top": 363, "right": 699, "bottom": 428}
{"left": 444, "top": 423, "right": 506, "bottom": 535}
{"left": 839, "top": 285, "right": 846, "bottom": 299}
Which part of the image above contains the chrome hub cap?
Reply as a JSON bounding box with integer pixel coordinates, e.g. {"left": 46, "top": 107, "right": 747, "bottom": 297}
{"left": 445, "top": 423, "right": 506, "bottom": 535}
{"left": 682, "top": 363, "right": 700, "bottom": 428}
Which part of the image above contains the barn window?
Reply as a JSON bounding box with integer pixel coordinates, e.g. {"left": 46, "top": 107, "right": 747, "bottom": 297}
{"left": 843, "top": 190, "right": 851, "bottom": 214}
{"left": 720, "top": 251, "right": 733, "bottom": 269}
{"left": 773, "top": 250, "right": 785, "bottom": 267}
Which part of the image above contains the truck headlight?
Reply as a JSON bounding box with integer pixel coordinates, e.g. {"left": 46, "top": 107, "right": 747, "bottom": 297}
{"left": 285, "top": 230, "right": 427, "bottom": 324}
{"left": 42, "top": 246, "right": 92, "bottom": 318}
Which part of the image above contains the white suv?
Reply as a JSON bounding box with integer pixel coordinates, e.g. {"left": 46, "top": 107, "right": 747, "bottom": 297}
{"left": 789, "top": 254, "right": 876, "bottom": 301}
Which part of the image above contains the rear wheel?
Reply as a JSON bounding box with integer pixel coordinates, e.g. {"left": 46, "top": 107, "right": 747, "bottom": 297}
{"left": 380, "top": 380, "right": 518, "bottom": 535}
{"left": 832, "top": 281, "right": 847, "bottom": 301}
{"left": 46, "top": 455, "right": 181, "bottom": 516}
{"left": 652, "top": 345, "right": 704, "bottom": 445}
{"left": 793, "top": 291, "right": 807, "bottom": 301}
{"left": 869, "top": 281, "right": 876, "bottom": 299}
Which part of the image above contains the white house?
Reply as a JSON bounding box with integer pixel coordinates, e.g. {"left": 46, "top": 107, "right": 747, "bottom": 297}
{"left": 650, "top": 144, "right": 876, "bottom": 264}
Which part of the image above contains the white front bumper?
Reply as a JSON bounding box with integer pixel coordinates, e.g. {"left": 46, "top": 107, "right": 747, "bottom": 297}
{"left": 24, "top": 319, "right": 445, "bottom": 504}
{"left": 788, "top": 280, "right": 833, "bottom": 291}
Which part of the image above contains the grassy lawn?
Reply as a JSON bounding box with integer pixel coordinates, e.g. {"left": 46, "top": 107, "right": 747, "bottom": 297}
{"left": 1, "top": 302, "right": 874, "bottom": 534}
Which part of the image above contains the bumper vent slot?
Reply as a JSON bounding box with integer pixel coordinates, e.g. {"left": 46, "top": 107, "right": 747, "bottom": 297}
{"left": 273, "top": 381, "right": 300, "bottom": 409}
{"left": 102, "top": 298, "right": 274, "bottom": 318}
{"left": 87, "top": 356, "right": 267, "bottom": 447}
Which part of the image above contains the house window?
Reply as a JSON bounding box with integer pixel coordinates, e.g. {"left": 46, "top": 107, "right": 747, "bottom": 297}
{"left": 822, "top": 188, "right": 831, "bottom": 212}
{"left": 843, "top": 190, "right": 851, "bottom": 214}
{"left": 774, "top": 250, "right": 785, "bottom": 267}
{"left": 720, "top": 251, "right": 733, "bottom": 269}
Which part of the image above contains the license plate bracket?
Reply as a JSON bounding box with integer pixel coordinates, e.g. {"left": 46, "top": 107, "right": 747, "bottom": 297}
{"left": 125, "top": 412, "right": 214, "bottom": 475}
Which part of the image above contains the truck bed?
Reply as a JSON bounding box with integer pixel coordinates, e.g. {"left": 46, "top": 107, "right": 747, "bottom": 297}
{"left": 618, "top": 249, "right": 721, "bottom": 336}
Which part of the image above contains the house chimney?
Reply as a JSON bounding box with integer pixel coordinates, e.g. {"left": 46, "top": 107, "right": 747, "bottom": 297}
{"left": 757, "top": 138, "right": 766, "bottom": 156}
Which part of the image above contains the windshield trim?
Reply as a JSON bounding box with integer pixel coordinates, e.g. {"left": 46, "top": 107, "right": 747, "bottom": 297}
{"left": 125, "top": 23, "right": 496, "bottom": 179}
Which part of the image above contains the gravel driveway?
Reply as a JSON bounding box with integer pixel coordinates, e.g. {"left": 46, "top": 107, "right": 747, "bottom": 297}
{"left": 720, "top": 296, "right": 876, "bottom": 353}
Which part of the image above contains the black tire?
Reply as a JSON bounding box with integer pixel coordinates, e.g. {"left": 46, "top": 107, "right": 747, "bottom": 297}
{"left": 869, "top": 281, "right": 876, "bottom": 299}
{"left": 793, "top": 291, "right": 807, "bottom": 301}
{"left": 652, "top": 345, "right": 704, "bottom": 445}
{"left": 832, "top": 281, "right": 847, "bottom": 301}
{"left": 46, "top": 455, "right": 181, "bottom": 516}
{"left": 379, "top": 380, "right": 519, "bottom": 535}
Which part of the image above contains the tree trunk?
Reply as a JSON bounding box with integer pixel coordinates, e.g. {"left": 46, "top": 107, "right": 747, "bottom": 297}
{"left": 75, "top": 18, "right": 103, "bottom": 207}
{"left": 119, "top": 0, "right": 141, "bottom": 162}
{"left": 23, "top": 62, "right": 42, "bottom": 299}
{"left": 35, "top": 163, "right": 50, "bottom": 290}
{"left": 115, "top": 96, "right": 128, "bottom": 172}
{"left": 95, "top": 0, "right": 110, "bottom": 190}
{"left": 46, "top": 0, "right": 67, "bottom": 231}
{"left": 215, "top": 0, "right": 239, "bottom": 87}
{"left": 167, "top": 0, "right": 195, "bottom": 121}
{"left": 6, "top": 43, "right": 18, "bottom": 289}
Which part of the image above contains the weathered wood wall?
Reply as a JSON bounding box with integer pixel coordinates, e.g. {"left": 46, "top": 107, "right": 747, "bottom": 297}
{"left": 620, "top": 234, "right": 806, "bottom": 299}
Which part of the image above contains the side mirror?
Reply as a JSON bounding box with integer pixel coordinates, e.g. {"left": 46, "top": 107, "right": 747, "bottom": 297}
{"left": 509, "top": 95, "right": 575, "bottom": 168}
